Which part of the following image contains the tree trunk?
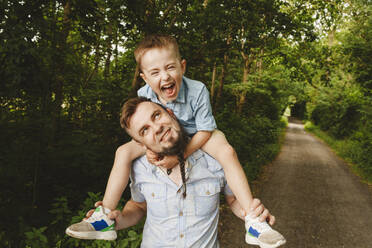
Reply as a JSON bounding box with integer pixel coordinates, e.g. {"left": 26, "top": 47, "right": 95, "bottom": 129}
{"left": 216, "top": 52, "right": 228, "bottom": 106}
{"left": 210, "top": 62, "right": 217, "bottom": 105}
{"left": 215, "top": 35, "right": 231, "bottom": 106}
{"left": 104, "top": 24, "right": 113, "bottom": 79}
{"left": 257, "top": 48, "right": 264, "bottom": 74}
{"left": 237, "top": 93, "right": 246, "bottom": 113}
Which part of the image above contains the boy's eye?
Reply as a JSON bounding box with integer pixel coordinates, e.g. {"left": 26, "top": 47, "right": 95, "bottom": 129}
{"left": 154, "top": 112, "right": 160, "bottom": 119}
{"left": 168, "top": 65, "right": 175, "bottom": 70}
{"left": 151, "top": 71, "right": 159, "bottom": 76}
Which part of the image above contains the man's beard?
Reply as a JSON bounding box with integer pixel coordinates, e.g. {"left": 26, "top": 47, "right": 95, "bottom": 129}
{"left": 157, "top": 124, "right": 189, "bottom": 157}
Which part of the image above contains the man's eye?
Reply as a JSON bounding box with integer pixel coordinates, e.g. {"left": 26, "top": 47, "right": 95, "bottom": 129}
{"left": 154, "top": 113, "right": 160, "bottom": 119}
{"left": 168, "top": 66, "right": 175, "bottom": 70}
{"left": 151, "top": 72, "right": 159, "bottom": 76}
{"left": 141, "top": 127, "right": 148, "bottom": 135}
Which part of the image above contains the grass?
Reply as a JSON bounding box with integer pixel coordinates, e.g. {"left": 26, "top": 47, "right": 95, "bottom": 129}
{"left": 304, "top": 121, "right": 372, "bottom": 184}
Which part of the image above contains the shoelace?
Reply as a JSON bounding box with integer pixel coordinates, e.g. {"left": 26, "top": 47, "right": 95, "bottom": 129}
{"left": 250, "top": 219, "right": 271, "bottom": 233}
{"left": 86, "top": 212, "right": 105, "bottom": 222}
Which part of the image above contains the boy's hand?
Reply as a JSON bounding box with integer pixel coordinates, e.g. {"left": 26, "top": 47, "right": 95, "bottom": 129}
{"left": 146, "top": 150, "right": 160, "bottom": 165}
{"left": 154, "top": 155, "right": 179, "bottom": 169}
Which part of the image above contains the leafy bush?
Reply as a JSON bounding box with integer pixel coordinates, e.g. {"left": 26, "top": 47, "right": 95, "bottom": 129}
{"left": 216, "top": 106, "right": 286, "bottom": 181}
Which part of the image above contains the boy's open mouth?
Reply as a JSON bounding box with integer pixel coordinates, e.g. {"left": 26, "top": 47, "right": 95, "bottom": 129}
{"left": 161, "top": 83, "right": 176, "bottom": 96}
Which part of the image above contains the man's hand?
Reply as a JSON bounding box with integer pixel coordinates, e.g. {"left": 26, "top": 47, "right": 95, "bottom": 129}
{"left": 248, "top": 198, "right": 275, "bottom": 226}
{"left": 85, "top": 200, "right": 146, "bottom": 230}
{"left": 226, "top": 197, "right": 276, "bottom": 226}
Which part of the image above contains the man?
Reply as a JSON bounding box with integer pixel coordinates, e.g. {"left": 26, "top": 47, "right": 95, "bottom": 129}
{"left": 85, "top": 97, "right": 276, "bottom": 247}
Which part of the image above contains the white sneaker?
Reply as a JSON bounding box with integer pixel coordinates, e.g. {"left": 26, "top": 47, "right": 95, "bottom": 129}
{"left": 245, "top": 215, "right": 286, "bottom": 248}
{"left": 65, "top": 206, "right": 117, "bottom": 240}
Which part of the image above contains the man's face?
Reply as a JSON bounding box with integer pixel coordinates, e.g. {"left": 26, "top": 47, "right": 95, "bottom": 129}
{"left": 140, "top": 47, "right": 186, "bottom": 104}
{"left": 128, "top": 102, "right": 181, "bottom": 153}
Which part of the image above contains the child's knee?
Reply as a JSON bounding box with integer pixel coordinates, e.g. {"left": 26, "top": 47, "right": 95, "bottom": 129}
{"left": 220, "top": 143, "right": 237, "bottom": 159}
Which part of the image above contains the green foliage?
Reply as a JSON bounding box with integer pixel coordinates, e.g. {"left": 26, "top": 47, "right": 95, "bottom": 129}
{"left": 308, "top": 83, "right": 363, "bottom": 138}
{"left": 216, "top": 105, "right": 286, "bottom": 181}
{"left": 305, "top": 121, "right": 372, "bottom": 182}
{"left": 3, "top": 0, "right": 367, "bottom": 246}
{"left": 24, "top": 227, "right": 49, "bottom": 248}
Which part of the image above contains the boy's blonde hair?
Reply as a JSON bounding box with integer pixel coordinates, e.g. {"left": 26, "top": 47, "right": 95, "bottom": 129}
{"left": 134, "top": 34, "right": 181, "bottom": 68}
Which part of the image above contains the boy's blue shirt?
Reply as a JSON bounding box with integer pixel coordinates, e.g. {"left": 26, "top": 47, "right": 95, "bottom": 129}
{"left": 137, "top": 76, "right": 217, "bottom": 135}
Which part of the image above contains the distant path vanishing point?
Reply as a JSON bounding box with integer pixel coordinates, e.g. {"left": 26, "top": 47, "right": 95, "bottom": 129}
{"left": 218, "top": 118, "right": 372, "bottom": 248}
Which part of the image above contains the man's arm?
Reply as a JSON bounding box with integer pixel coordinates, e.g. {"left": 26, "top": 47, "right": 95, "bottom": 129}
{"left": 109, "top": 200, "right": 147, "bottom": 230}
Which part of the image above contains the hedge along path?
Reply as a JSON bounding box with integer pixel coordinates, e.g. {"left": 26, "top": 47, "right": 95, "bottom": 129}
{"left": 218, "top": 118, "right": 372, "bottom": 248}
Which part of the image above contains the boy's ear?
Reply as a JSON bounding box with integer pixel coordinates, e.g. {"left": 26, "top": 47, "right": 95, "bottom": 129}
{"left": 181, "top": 59, "right": 186, "bottom": 74}
{"left": 139, "top": 72, "right": 146, "bottom": 82}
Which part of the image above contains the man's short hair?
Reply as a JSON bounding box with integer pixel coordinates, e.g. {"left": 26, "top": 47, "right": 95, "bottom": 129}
{"left": 120, "top": 97, "right": 152, "bottom": 130}
{"left": 134, "top": 34, "right": 181, "bottom": 68}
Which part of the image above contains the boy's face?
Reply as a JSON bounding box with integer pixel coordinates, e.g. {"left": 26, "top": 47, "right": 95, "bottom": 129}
{"left": 140, "top": 47, "right": 186, "bottom": 104}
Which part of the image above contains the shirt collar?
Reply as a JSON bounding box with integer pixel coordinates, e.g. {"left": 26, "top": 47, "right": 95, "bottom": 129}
{"left": 175, "top": 77, "right": 186, "bottom": 103}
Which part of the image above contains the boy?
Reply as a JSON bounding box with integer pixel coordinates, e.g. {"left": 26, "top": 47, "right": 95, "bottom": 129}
{"left": 66, "top": 34, "right": 285, "bottom": 248}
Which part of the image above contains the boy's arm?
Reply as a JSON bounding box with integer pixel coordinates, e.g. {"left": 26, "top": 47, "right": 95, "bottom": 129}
{"left": 183, "top": 130, "right": 212, "bottom": 158}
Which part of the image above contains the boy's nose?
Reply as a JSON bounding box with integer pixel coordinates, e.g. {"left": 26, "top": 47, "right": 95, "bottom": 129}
{"left": 160, "top": 71, "right": 171, "bottom": 81}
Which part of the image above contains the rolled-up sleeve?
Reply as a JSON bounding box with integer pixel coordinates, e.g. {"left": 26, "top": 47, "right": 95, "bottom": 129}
{"left": 194, "top": 86, "right": 217, "bottom": 132}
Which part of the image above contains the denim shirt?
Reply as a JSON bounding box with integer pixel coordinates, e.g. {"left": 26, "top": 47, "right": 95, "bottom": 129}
{"left": 137, "top": 76, "right": 217, "bottom": 135}
{"left": 130, "top": 150, "right": 233, "bottom": 248}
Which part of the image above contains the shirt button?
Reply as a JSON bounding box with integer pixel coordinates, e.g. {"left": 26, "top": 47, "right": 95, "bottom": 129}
{"left": 206, "top": 190, "right": 210, "bottom": 195}
{"left": 151, "top": 192, "right": 155, "bottom": 197}
{"left": 179, "top": 211, "right": 183, "bottom": 216}
{"left": 180, "top": 234, "right": 184, "bottom": 238}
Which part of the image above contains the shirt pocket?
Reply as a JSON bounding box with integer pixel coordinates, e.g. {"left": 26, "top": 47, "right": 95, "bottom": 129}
{"left": 141, "top": 183, "right": 168, "bottom": 218}
{"left": 194, "top": 181, "right": 221, "bottom": 216}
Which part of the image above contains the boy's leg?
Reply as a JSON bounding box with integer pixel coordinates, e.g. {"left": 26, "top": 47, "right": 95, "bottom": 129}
{"left": 66, "top": 140, "right": 145, "bottom": 240}
{"left": 201, "top": 130, "right": 253, "bottom": 214}
{"left": 202, "top": 130, "right": 286, "bottom": 247}
{"left": 102, "top": 140, "right": 146, "bottom": 210}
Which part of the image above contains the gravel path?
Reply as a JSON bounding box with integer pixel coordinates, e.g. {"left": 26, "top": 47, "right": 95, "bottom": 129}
{"left": 218, "top": 119, "right": 372, "bottom": 248}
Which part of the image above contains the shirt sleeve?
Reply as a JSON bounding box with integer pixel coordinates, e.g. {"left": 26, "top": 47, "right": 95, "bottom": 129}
{"left": 202, "top": 152, "right": 233, "bottom": 196}
{"left": 194, "top": 86, "right": 217, "bottom": 132}
{"left": 129, "top": 160, "right": 146, "bottom": 203}
{"left": 224, "top": 182, "right": 234, "bottom": 196}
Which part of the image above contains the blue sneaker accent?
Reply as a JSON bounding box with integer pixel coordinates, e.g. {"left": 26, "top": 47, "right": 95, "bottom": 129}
{"left": 248, "top": 226, "right": 260, "bottom": 238}
{"left": 91, "top": 219, "right": 109, "bottom": 231}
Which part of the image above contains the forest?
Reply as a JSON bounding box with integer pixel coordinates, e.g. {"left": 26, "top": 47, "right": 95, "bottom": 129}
{"left": 0, "top": 0, "right": 371, "bottom": 247}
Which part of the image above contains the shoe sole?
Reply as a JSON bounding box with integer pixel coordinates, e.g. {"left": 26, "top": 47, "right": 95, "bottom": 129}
{"left": 65, "top": 227, "right": 117, "bottom": 240}
{"left": 245, "top": 233, "right": 286, "bottom": 248}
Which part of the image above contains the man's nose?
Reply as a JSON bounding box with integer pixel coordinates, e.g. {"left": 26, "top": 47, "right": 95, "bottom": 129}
{"left": 155, "top": 124, "right": 164, "bottom": 136}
